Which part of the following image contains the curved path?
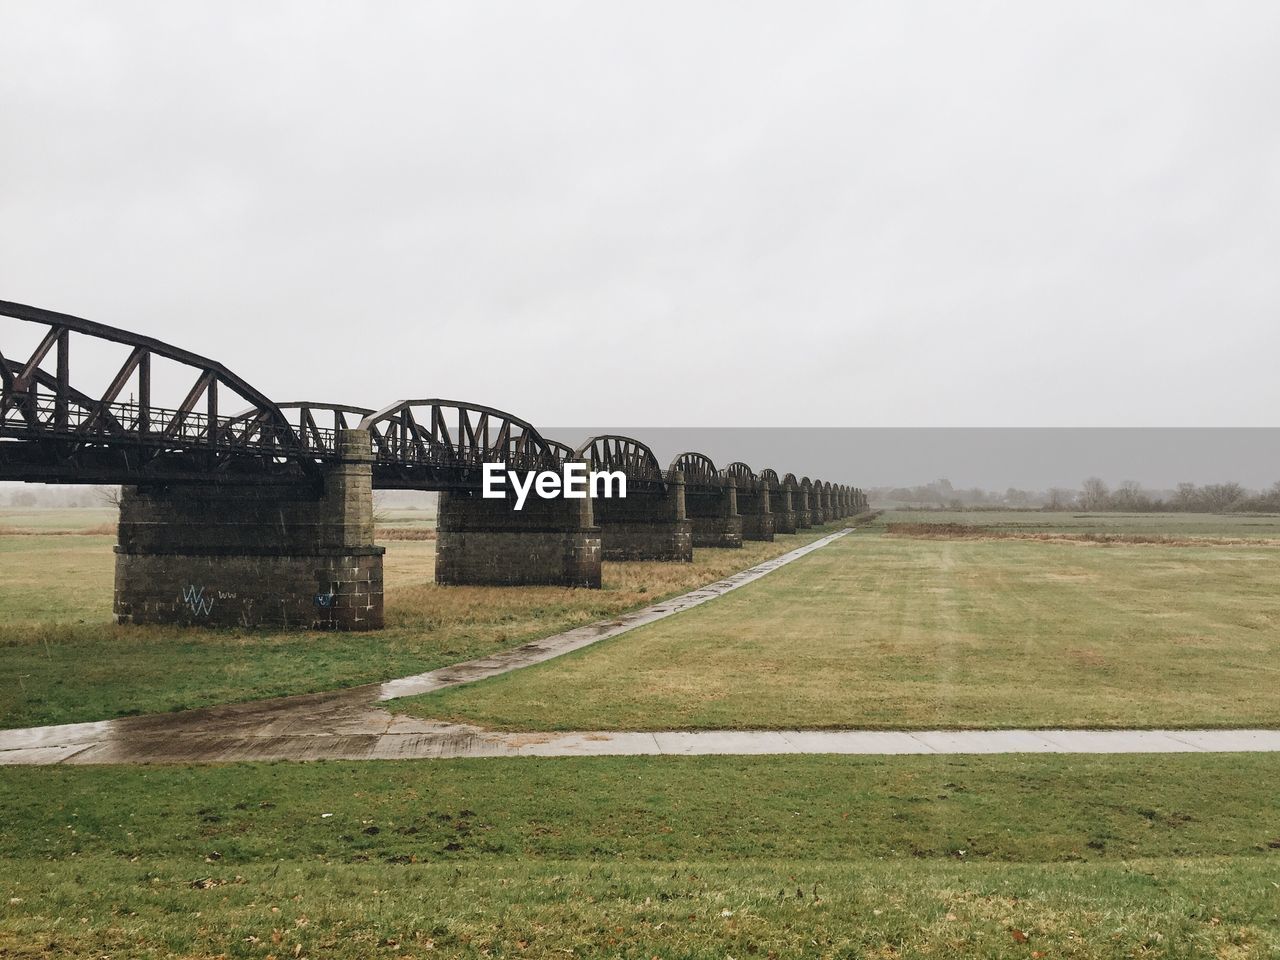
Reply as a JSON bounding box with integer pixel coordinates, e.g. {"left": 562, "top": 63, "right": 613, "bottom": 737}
{"left": 2, "top": 527, "right": 1277, "bottom": 765}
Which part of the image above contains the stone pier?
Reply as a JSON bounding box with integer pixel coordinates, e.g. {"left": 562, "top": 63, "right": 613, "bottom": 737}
{"left": 795, "top": 481, "right": 812, "bottom": 528}
{"left": 436, "top": 484, "right": 601, "bottom": 586}
{"left": 594, "top": 473, "right": 693, "bottom": 561}
{"left": 114, "top": 428, "right": 384, "bottom": 630}
{"left": 739, "top": 478, "right": 775, "bottom": 541}
{"left": 684, "top": 478, "right": 743, "bottom": 548}
{"left": 771, "top": 475, "right": 798, "bottom": 535}
{"left": 811, "top": 480, "right": 828, "bottom": 525}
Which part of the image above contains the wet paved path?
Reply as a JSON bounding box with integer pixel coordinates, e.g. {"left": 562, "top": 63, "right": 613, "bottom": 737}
{"left": 3, "top": 526, "right": 1278, "bottom": 765}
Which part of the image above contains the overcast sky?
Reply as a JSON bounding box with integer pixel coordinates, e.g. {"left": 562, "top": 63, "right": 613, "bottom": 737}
{"left": 3, "top": 2, "right": 1279, "bottom": 428}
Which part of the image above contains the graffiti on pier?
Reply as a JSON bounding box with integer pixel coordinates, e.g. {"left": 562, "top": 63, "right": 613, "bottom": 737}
{"left": 181, "top": 585, "right": 214, "bottom": 617}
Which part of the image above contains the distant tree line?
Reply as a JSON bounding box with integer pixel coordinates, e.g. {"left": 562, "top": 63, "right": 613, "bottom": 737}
{"left": 2, "top": 485, "right": 117, "bottom": 508}
{"left": 1072, "top": 478, "right": 1280, "bottom": 513}
{"left": 871, "top": 477, "right": 1280, "bottom": 513}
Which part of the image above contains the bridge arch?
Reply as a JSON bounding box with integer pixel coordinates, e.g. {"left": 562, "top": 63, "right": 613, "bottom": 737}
{"left": 0, "top": 299, "right": 305, "bottom": 481}
{"left": 574, "top": 434, "right": 665, "bottom": 488}
{"left": 759, "top": 468, "right": 798, "bottom": 533}
{"left": 226, "top": 402, "right": 374, "bottom": 456}
{"left": 787, "top": 473, "right": 813, "bottom": 529}
{"left": 722, "top": 462, "right": 774, "bottom": 540}
{"left": 544, "top": 438, "right": 577, "bottom": 461}
{"left": 668, "top": 451, "right": 719, "bottom": 488}
{"left": 359, "top": 399, "right": 560, "bottom": 487}
{"left": 574, "top": 434, "right": 689, "bottom": 561}
{"left": 673, "top": 451, "right": 741, "bottom": 548}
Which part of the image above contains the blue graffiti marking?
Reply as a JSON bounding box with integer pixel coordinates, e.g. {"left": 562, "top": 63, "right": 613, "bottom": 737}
{"left": 181, "top": 584, "right": 214, "bottom": 616}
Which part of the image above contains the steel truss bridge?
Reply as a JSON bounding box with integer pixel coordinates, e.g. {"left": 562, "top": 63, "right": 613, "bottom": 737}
{"left": 0, "top": 301, "right": 860, "bottom": 500}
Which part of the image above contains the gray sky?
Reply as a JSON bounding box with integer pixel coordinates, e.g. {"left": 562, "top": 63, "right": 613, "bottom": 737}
{"left": 3, "top": 1, "right": 1279, "bottom": 428}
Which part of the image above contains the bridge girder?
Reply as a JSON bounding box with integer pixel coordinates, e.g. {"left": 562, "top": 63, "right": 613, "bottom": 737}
{"left": 0, "top": 300, "right": 312, "bottom": 484}
{"left": 668, "top": 451, "right": 722, "bottom": 490}
{"left": 574, "top": 434, "right": 666, "bottom": 491}
{"left": 361, "top": 398, "right": 563, "bottom": 491}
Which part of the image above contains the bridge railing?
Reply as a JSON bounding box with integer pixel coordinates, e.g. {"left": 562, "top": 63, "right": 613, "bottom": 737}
{"left": 369, "top": 437, "right": 559, "bottom": 470}
{"left": 1, "top": 395, "right": 331, "bottom": 456}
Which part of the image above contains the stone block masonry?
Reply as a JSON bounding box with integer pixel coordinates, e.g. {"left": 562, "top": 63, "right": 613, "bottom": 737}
{"left": 739, "top": 478, "right": 775, "bottom": 541}
{"left": 436, "top": 486, "right": 601, "bottom": 586}
{"left": 772, "top": 481, "right": 798, "bottom": 534}
{"left": 683, "top": 478, "right": 742, "bottom": 549}
{"left": 114, "top": 428, "right": 384, "bottom": 630}
{"left": 593, "top": 473, "right": 693, "bottom": 561}
{"left": 811, "top": 483, "right": 828, "bottom": 525}
{"left": 689, "top": 513, "right": 743, "bottom": 547}
{"left": 795, "top": 485, "right": 813, "bottom": 528}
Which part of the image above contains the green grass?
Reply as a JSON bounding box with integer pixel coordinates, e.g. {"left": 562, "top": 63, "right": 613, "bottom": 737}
{"left": 0, "top": 506, "right": 116, "bottom": 533}
{"left": 2, "top": 754, "right": 1279, "bottom": 957}
{"left": 9, "top": 857, "right": 1278, "bottom": 959}
{"left": 0, "top": 522, "right": 840, "bottom": 729}
{"left": 402, "top": 529, "right": 1280, "bottom": 731}
{"left": 5, "top": 509, "right": 1280, "bottom": 957}
{"left": 878, "top": 509, "right": 1280, "bottom": 538}
{"left": 8, "top": 754, "right": 1279, "bottom": 862}
{"left": 0, "top": 534, "right": 117, "bottom": 621}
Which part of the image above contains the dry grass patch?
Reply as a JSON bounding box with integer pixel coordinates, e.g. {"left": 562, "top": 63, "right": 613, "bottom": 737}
{"left": 405, "top": 532, "right": 1280, "bottom": 731}
{"left": 376, "top": 526, "right": 438, "bottom": 540}
{"left": 0, "top": 523, "right": 116, "bottom": 536}
{"left": 883, "top": 520, "right": 1280, "bottom": 547}
{"left": 384, "top": 533, "right": 844, "bottom": 648}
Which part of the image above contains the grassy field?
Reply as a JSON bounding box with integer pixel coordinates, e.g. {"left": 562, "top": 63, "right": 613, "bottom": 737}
{"left": 0, "top": 506, "right": 116, "bottom": 533}
{"left": 2, "top": 753, "right": 1279, "bottom": 957}
{"left": 0, "top": 509, "right": 839, "bottom": 729}
{"left": 379, "top": 506, "right": 437, "bottom": 525}
{"left": 404, "top": 515, "right": 1280, "bottom": 730}
{"left": 4, "top": 509, "right": 1280, "bottom": 956}
{"left": 879, "top": 509, "right": 1280, "bottom": 538}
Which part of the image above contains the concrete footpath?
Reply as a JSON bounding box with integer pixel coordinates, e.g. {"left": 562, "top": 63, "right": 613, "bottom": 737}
{"left": 2, "top": 526, "right": 1278, "bottom": 765}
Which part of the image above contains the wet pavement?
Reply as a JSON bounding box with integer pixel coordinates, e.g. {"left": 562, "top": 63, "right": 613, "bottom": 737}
{"left": 6, "top": 710, "right": 1278, "bottom": 765}
{"left": 4, "top": 525, "right": 1277, "bottom": 765}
